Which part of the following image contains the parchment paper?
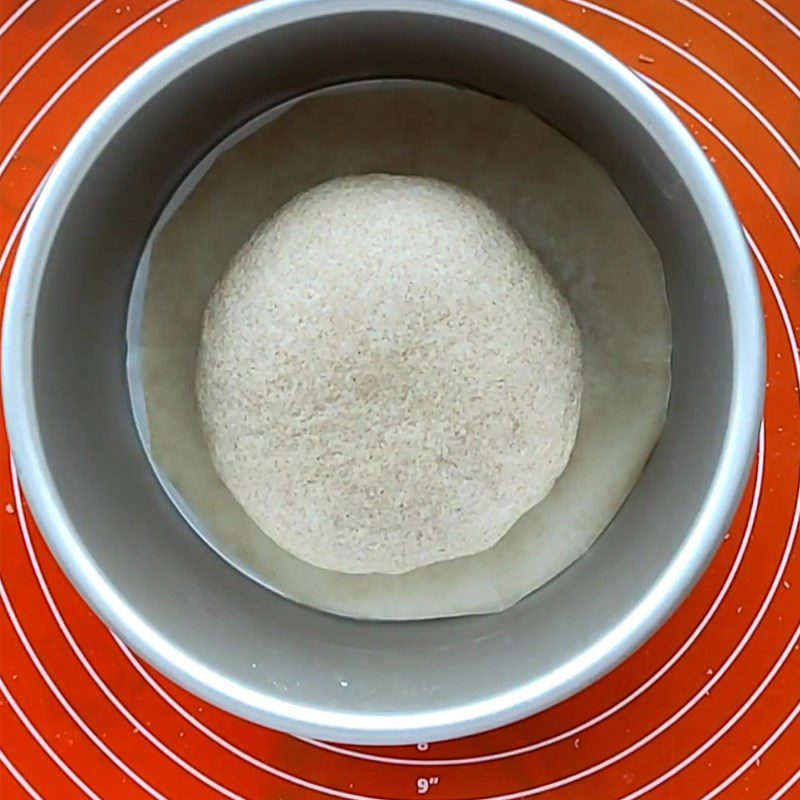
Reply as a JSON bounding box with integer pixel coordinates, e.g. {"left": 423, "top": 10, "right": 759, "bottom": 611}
{"left": 127, "top": 81, "right": 671, "bottom": 619}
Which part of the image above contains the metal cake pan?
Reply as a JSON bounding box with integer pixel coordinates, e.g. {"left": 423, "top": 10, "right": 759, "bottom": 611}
{"left": 2, "top": 0, "right": 764, "bottom": 744}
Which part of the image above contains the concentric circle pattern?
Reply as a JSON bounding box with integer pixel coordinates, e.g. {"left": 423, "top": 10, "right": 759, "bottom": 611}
{"left": 1, "top": 1, "right": 798, "bottom": 797}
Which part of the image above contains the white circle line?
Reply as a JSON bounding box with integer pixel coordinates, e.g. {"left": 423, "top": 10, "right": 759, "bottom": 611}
{"left": 619, "top": 633, "right": 800, "bottom": 800}
{"left": 745, "top": 231, "right": 799, "bottom": 389}
{"left": 460, "top": 617, "right": 799, "bottom": 799}
{"left": 769, "top": 766, "right": 800, "bottom": 800}
{"left": 0, "top": 0, "right": 107, "bottom": 107}
{"left": 698, "top": 698, "right": 800, "bottom": 800}
{"left": 0, "top": 747, "right": 45, "bottom": 800}
{"left": 751, "top": 0, "right": 800, "bottom": 41}
{"left": 0, "top": 0, "right": 182, "bottom": 179}
{"left": 0, "top": 578, "right": 169, "bottom": 799}
{"left": 0, "top": 678, "right": 102, "bottom": 800}
{"left": 670, "top": 0, "right": 800, "bottom": 101}
{"left": 0, "top": 184, "right": 45, "bottom": 272}
{"left": 0, "top": 0, "right": 39, "bottom": 39}
{"left": 564, "top": 0, "right": 800, "bottom": 171}
{"left": 638, "top": 71, "right": 800, "bottom": 249}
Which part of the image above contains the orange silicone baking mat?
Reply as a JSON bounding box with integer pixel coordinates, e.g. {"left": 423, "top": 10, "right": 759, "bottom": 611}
{"left": 1, "top": 0, "right": 799, "bottom": 797}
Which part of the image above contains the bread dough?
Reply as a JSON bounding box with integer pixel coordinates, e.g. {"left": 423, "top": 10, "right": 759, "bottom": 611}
{"left": 128, "top": 81, "right": 671, "bottom": 619}
{"left": 196, "top": 175, "right": 582, "bottom": 574}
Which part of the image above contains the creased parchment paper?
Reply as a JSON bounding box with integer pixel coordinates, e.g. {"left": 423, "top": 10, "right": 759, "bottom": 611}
{"left": 127, "top": 82, "right": 671, "bottom": 620}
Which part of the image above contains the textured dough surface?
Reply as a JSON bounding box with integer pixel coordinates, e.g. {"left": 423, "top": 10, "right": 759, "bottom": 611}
{"left": 130, "top": 82, "right": 671, "bottom": 619}
{"left": 196, "top": 175, "right": 582, "bottom": 574}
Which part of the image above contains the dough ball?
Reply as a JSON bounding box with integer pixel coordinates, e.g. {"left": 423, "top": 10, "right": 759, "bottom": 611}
{"left": 196, "top": 174, "right": 582, "bottom": 574}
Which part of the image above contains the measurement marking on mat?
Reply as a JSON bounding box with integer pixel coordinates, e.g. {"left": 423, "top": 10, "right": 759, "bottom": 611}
{"left": 417, "top": 776, "right": 440, "bottom": 794}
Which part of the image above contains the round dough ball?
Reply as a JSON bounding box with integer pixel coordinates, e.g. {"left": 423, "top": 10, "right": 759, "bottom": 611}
{"left": 196, "top": 175, "right": 582, "bottom": 574}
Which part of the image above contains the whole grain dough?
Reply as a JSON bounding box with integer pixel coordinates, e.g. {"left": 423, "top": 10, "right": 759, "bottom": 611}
{"left": 196, "top": 175, "right": 582, "bottom": 574}
{"left": 130, "top": 81, "right": 671, "bottom": 619}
